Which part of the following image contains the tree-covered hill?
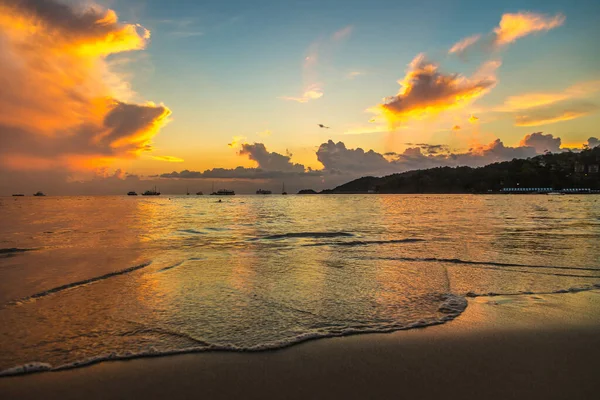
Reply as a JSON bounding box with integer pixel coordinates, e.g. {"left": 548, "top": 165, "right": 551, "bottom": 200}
{"left": 323, "top": 147, "right": 600, "bottom": 194}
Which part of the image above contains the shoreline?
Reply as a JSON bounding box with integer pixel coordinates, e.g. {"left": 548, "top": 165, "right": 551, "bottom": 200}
{"left": 1, "top": 290, "right": 599, "bottom": 399}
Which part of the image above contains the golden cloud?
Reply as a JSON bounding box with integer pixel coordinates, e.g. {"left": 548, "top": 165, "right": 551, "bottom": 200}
{"left": 151, "top": 156, "right": 185, "bottom": 162}
{"left": 515, "top": 109, "right": 596, "bottom": 127}
{"left": 448, "top": 34, "right": 481, "bottom": 55}
{"left": 369, "top": 54, "right": 498, "bottom": 128}
{"left": 493, "top": 12, "right": 565, "bottom": 46}
{"left": 228, "top": 135, "right": 248, "bottom": 148}
{"left": 499, "top": 80, "right": 600, "bottom": 112}
{"left": 0, "top": 0, "right": 171, "bottom": 172}
{"left": 468, "top": 115, "right": 479, "bottom": 123}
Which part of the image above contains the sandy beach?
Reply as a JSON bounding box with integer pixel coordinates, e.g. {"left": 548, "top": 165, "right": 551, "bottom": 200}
{"left": 2, "top": 290, "right": 599, "bottom": 400}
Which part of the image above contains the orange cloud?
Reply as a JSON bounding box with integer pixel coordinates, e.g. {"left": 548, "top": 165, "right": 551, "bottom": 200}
{"left": 369, "top": 54, "right": 498, "bottom": 128}
{"left": 151, "top": 156, "right": 185, "bottom": 162}
{"left": 0, "top": 0, "right": 171, "bottom": 172}
{"left": 228, "top": 136, "right": 248, "bottom": 148}
{"left": 498, "top": 80, "right": 600, "bottom": 112}
{"left": 449, "top": 34, "right": 481, "bottom": 55}
{"left": 493, "top": 12, "right": 565, "bottom": 46}
{"left": 515, "top": 109, "right": 595, "bottom": 127}
{"left": 468, "top": 115, "right": 479, "bottom": 123}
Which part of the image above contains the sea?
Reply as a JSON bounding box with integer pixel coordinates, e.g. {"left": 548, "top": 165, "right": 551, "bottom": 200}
{"left": 1, "top": 194, "right": 599, "bottom": 376}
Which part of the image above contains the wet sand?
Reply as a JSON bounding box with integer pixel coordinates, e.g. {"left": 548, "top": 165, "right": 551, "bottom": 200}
{"left": 2, "top": 291, "right": 599, "bottom": 400}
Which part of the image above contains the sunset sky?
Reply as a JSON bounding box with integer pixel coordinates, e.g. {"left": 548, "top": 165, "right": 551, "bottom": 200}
{"left": 1, "top": 0, "right": 599, "bottom": 194}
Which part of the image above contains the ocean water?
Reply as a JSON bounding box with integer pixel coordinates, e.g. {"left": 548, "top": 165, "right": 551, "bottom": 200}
{"left": 1, "top": 194, "right": 599, "bottom": 375}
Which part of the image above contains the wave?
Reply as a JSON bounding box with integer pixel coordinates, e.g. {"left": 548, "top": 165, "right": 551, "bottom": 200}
{"left": 303, "top": 238, "right": 425, "bottom": 247}
{"left": 0, "top": 247, "right": 35, "bottom": 258}
{"left": 4, "top": 261, "right": 153, "bottom": 306}
{"left": 256, "top": 232, "right": 354, "bottom": 240}
{"left": 0, "top": 293, "right": 466, "bottom": 378}
{"left": 177, "top": 229, "right": 205, "bottom": 235}
{"left": 158, "top": 261, "right": 185, "bottom": 272}
{"left": 373, "top": 256, "right": 600, "bottom": 273}
{"left": 466, "top": 283, "right": 600, "bottom": 298}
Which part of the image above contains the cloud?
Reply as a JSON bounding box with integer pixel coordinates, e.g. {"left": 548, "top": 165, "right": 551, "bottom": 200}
{"left": 493, "top": 12, "right": 565, "bottom": 46}
{"left": 228, "top": 136, "right": 248, "bottom": 148}
{"left": 514, "top": 102, "right": 598, "bottom": 127}
{"left": 404, "top": 143, "right": 451, "bottom": 155}
{"left": 239, "top": 143, "right": 306, "bottom": 173}
{"left": 469, "top": 115, "right": 479, "bottom": 123}
{"left": 159, "top": 143, "right": 318, "bottom": 182}
{"left": 519, "top": 132, "right": 562, "bottom": 153}
{"left": 332, "top": 26, "right": 353, "bottom": 41}
{"left": 316, "top": 140, "right": 397, "bottom": 175}
{"left": 588, "top": 137, "right": 599, "bottom": 148}
{"left": 0, "top": 0, "right": 171, "bottom": 173}
{"left": 280, "top": 84, "right": 324, "bottom": 103}
{"left": 151, "top": 155, "right": 185, "bottom": 162}
{"left": 280, "top": 26, "right": 352, "bottom": 103}
{"left": 499, "top": 81, "right": 600, "bottom": 112}
{"left": 369, "top": 54, "right": 498, "bottom": 128}
{"left": 315, "top": 134, "right": 574, "bottom": 178}
{"left": 346, "top": 71, "right": 364, "bottom": 80}
{"left": 449, "top": 34, "right": 481, "bottom": 55}
{"left": 452, "top": 125, "right": 461, "bottom": 131}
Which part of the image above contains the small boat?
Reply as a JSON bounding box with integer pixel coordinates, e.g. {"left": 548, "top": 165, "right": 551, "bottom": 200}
{"left": 196, "top": 191, "right": 203, "bottom": 195}
{"left": 211, "top": 189, "right": 235, "bottom": 195}
{"left": 142, "top": 186, "right": 160, "bottom": 196}
{"left": 282, "top": 183, "right": 287, "bottom": 195}
{"left": 12, "top": 194, "right": 24, "bottom": 197}
{"left": 127, "top": 191, "right": 138, "bottom": 196}
{"left": 33, "top": 191, "right": 46, "bottom": 197}
{"left": 256, "top": 189, "right": 272, "bottom": 194}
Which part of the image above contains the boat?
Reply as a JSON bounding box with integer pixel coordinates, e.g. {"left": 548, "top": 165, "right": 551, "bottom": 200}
{"left": 33, "top": 191, "right": 46, "bottom": 197}
{"left": 127, "top": 191, "right": 138, "bottom": 196}
{"left": 196, "top": 191, "right": 203, "bottom": 195}
{"left": 211, "top": 189, "right": 235, "bottom": 195}
{"left": 256, "top": 189, "right": 272, "bottom": 194}
{"left": 12, "top": 194, "right": 24, "bottom": 197}
{"left": 282, "top": 183, "right": 287, "bottom": 195}
{"left": 142, "top": 186, "right": 160, "bottom": 196}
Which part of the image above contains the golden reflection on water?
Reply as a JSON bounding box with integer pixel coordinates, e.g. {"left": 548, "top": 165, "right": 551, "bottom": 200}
{"left": 1, "top": 194, "right": 599, "bottom": 371}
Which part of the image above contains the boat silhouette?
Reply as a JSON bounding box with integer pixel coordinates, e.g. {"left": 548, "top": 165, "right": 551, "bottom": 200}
{"left": 33, "top": 191, "right": 46, "bottom": 197}
{"left": 127, "top": 191, "right": 138, "bottom": 196}
{"left": 142, "top": 186, "right": 160, "bottom": 196}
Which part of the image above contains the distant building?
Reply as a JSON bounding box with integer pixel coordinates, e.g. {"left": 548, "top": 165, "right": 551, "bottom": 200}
{"left": 589, "top": 164, "right": 599, "bottom": 174}
{"left": 501, "top": 187, "right": 553, "bottom": 193}
{"left": 574, "top": 162, "right": 585, "bottom": 173}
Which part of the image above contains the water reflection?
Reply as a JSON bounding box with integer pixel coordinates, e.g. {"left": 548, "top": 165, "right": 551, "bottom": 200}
{"left": 0, "top": 194, "right": 599, "bottom": 372}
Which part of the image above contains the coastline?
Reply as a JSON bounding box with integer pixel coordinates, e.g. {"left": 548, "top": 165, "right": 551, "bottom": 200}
{"left": 1, "top": 290, "right": 599, "bottom": 400}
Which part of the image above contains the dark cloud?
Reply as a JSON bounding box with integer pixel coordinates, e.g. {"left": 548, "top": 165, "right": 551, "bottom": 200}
{"left": 2, "top": 0, "right": 150, "bottom": 42}
{"left": 239, "top": 143, "right": 306, "bottom": 173}
{"left": 587, "top": 137, "right": 599, "bottom": 148}
{"left": 316, "top": 140, "right": 396, "bottom": 175}
{"left": 519, "top": 132, "right": 561, "bottom": 153}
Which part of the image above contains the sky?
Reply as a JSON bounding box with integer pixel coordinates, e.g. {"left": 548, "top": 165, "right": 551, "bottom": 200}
{"left": 0, "top": 0, "right": 599, "bottom": 194}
